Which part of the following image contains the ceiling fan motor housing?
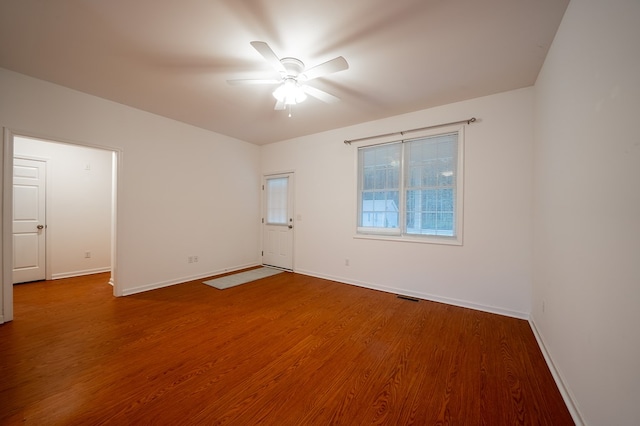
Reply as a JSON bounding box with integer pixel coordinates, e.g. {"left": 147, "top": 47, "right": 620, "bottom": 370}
{"left": 280, "top": 57, "right": 305, "bottom": 79}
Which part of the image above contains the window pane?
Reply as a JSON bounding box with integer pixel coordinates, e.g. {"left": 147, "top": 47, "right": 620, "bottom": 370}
{"left": 423, "top": 190, "right": 437, "bottom": 211}
{"left": 363, "top": 168, "right": 375, "bottom": 190}
{"left": 375, "top": 168, "right": 387, "bottom": 189}
{"left": 360, "top": 190, "right": 399, "bottom": 228}
{"left": 404, "top": 133, "right": 458, "bottom": 236}
{"left": 423, "top": 162, "right": 438, "bottom": 186}
{"left": 388, "top": 167, "right": 399, "bottom": 188}
{"left": 438, "top": 188, "right": 454, "bottom": 211}
{"left": 266, "top": 177, "right": 288, "bottom": 225}
{"left": 358, "top": 143, "right": 401, "bottom": 229}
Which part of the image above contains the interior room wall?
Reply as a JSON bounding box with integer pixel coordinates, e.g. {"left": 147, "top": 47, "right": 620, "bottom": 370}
{"left": 14, "top": 136, "right": 113, "bottom": 279}
{"left": 532, "top": 0, "right": 640, "bottom": 424}
{"left": 261, "top": 87, "right": 535, "bottom": 318}
{"left": 0, "top": 68, "right": 261, "bottom": 303}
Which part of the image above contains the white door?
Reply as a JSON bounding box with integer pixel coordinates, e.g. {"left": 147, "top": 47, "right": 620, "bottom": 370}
{"left": 262, "top": 173, "right": 294, "bottom": 270}
{"left": 13, "top": 158, "right": 47, "bottom": 283}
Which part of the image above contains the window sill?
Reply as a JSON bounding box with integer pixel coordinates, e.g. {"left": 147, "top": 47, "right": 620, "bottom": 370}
{"left": 354, "top": 233, "right": 462, "bottom": 246}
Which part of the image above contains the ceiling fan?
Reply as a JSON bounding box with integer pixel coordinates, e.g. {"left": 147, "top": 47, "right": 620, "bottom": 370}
{"left": 227, "top": 41, "right": 349, "bottom": 115}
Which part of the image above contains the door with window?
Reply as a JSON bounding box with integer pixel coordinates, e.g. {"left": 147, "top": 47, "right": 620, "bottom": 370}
{"left": 262, "top": 173, "right": 294, "bottom": 270}
{"left": 13, "top": 158, "right": 47, "bottom": 283}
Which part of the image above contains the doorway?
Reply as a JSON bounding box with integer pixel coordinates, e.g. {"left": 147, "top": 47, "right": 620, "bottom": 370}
{"left": 262, "top": 172, "right": 294, "bottom": 270}
{"left": 2, "top": 129, "right": 120, "bottom": 322}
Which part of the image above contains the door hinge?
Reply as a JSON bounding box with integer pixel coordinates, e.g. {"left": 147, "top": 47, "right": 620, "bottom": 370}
{"left": 261, "top": 251, "right": 263, "bottom": 256}
{"left": 261, "top": 218, "right": 264, "bottom": 223}
{"left": 262, "top": 184, "right": 264, "bottom": 190}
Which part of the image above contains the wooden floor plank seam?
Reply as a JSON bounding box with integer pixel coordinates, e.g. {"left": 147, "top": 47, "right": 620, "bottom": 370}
{"left": 0, "top": 272, "right": 574, "bottom": 425}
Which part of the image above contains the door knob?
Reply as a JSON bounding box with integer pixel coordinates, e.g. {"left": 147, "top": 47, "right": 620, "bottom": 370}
{"left": 288, "top": 225, "right": 293, "bottom": 229}
{"left": 37, "top": 225, "right": 44, "bottom": 230}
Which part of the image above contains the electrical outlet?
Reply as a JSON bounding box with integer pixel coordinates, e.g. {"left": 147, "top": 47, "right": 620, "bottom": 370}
{"left": 193, "top": 256, "right": 198, "bottom": 263}
{"left": 85, "top": 251, "right": 91, "bottom": 259}
{"left": 345, "top": 258, "right": 350, "bottom": 266}
{"left": 188, "top": 256, "right": 193, "bottom": 263}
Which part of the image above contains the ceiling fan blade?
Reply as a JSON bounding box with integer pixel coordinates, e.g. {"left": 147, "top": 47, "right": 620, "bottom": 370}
{"left": 302, "top": 85, "right": 341, "bottom": 103}
{"left": 226, "top": 78, "right": 280, "bottom": 86}
{"left": 274, "top": 100, "right": 286, "bottom": 110}
{"left": 250, "top": 41, "right": 287, "bottom": 74}
{"left": 301, "top": 56, "right": 349, "bottom": 81}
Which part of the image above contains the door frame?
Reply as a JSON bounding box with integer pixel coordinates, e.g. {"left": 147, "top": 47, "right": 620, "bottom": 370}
{"left": 262, "top": 170, "right": 295, "bottom": 271}
{"left": 1, "top": 128, "right": 122, "bottom": 323}
{"left": 12, "top": 155, "right": 50, "bottom": 282}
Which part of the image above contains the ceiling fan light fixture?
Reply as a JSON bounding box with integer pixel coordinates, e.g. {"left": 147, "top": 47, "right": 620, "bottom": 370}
{"left": 273, "top": 78, "right": 307, "bottom": 105}
{"left": 229, "top": 41, "right": 347, "bottom": 113}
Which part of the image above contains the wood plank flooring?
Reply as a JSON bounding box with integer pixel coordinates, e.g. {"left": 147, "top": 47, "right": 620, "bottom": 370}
{"left": 0, "top": 272, "right": 574, "bottom": 425}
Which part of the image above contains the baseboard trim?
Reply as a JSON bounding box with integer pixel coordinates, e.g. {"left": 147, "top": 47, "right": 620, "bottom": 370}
{"left": 120, "top": 262, "right": 260, "bottom": 296}
{"left": 529, "top": 317, "right": 585, "bottom": 426}
{"left": 294, "top": 268, "right": 529, "bottom": 320}
{"left": 51, "top": 267, "right": 111, "bottom": 280}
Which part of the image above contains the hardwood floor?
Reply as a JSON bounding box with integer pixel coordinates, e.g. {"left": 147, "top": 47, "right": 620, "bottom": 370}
{"left": 0, "top": 272, "right": 573, "bottom": 425}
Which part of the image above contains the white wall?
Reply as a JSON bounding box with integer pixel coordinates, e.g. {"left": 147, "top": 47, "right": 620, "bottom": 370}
{"left": 0, "top": 68, "right": 261, "bottom": 313}
{"left": 262, "top": 88, "right": 535, "bottom": 318}
{"left": 532, "top": 0, "right": 640, "bottom": 424}
{"left": 14, "top": 137, "right": 112, "bottom": 279}
{"left": 1, "top": 3, "right": 636, "bottom": 421}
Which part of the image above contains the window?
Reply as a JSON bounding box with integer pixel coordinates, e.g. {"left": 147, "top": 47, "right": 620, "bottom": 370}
{"left": 265, "top": 176, "right": 289, "bottom": 225}
{"left": 357, "top": 127, "right": 463, "bottom": 245}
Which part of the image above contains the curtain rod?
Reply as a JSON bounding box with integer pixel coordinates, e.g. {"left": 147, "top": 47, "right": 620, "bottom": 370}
{"left": 343, "top": 117, "right": 476, "bottom": 145}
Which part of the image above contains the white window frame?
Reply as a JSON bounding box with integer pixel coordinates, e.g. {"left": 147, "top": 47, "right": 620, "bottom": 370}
{"left": 354, "top": 125, "right": 464, "bottom": 246}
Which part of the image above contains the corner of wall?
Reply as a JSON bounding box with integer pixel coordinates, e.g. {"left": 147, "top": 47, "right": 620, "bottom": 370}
{"left": 528, "top": 316, "right": 585, "bottom": 426}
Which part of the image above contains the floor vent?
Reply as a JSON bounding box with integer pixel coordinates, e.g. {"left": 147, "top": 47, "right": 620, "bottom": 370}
{"left": 397, "top": 294, "right": 420, "bottom": 302}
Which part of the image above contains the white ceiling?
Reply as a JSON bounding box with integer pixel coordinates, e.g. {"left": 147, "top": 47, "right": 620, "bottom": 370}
{"left": 0, "top": 0, "right": 569, "bottom": 145}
